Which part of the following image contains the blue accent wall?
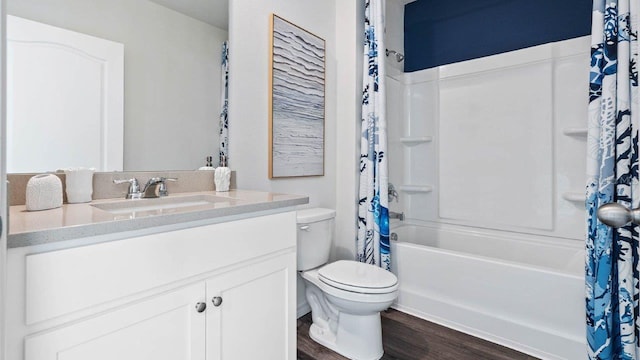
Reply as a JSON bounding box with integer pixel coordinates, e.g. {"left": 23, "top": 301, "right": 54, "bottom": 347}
{"left": 404, "top": 0, "right": 592, "bottom": 72}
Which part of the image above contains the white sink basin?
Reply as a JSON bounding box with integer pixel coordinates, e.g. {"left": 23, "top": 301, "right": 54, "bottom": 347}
{"left": 91, "top": 194, "right": 241, "bottom": 215}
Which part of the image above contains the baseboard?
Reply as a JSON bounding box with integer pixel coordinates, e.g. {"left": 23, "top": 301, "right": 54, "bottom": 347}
{"left": 297, "top": 300, "right": 311, "bottom": 319}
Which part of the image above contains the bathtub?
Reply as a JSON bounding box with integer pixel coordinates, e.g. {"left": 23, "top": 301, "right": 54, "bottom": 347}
{"left": 390, "top": 224, "right": 585, "bottom": 360}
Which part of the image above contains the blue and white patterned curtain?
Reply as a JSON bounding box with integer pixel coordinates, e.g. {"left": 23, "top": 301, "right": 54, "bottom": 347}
{"left": 586, "top": 1, "right": 640, "bottom": 358}
{"left": 219, "top": 41, "right": 229, "bottom": 166}
{"left": 357, "top": 0, "right": 390, "bottom": 271}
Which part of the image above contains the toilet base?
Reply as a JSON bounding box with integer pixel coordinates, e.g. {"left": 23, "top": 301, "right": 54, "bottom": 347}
{"left": 300, "top": 265, "right": 397, "bottom": 360}
{"left": 308, "top": 311, "right": 384, "bottom": 360}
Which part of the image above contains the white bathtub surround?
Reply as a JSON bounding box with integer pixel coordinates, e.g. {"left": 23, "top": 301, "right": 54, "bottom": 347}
{"left": 390, "top": 223, "right": 585, "bottom": 359}
{"left": 386, "top": 36, "right": 590, "bottom": 241}
{"left": 358, "top": 0, "right": 392, "bottom": 271}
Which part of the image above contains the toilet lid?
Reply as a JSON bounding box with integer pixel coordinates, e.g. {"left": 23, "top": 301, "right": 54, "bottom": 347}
{"left": 318, "top": 260, "right": 398, "bottom": 294}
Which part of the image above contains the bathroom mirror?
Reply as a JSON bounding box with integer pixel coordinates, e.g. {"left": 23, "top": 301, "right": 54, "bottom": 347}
{"left": 6, "top": 0, "right": 229, "bottom": 172}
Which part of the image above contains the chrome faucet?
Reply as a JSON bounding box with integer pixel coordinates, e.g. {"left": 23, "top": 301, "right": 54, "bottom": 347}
{"left": 142, "top": 177, "right": 177, "bottom": 198}
{"left": 114, "top": 177, "right": 177, "bottom": 199}
{"left": 113, "top": 178, "right": 142, "bottom": 199}
{"left": 389, "top": 211, "right": 405, "bottom": 221}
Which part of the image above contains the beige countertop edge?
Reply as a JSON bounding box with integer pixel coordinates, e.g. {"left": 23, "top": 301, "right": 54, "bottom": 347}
{"left": 8, "top": 190, "right": 309, "bottom": 248}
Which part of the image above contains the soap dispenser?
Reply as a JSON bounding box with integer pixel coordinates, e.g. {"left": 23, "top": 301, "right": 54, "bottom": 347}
{"left": 214, "top": 155, "right": 231, "bottom": 192}
{"left": 198, "top": 156, "right": 215, "bottom": 171}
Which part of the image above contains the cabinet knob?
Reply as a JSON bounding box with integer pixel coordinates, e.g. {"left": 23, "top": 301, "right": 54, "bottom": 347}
{"left": 212, "top": 296, "right": 223, "bottom": 307}
{"left": 195, "top": 302, "right": 207, "bottom": 313}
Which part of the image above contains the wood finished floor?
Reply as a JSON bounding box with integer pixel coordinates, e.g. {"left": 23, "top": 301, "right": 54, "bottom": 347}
{"left": 297, "top": 309, "right": 539, "bottom": 360}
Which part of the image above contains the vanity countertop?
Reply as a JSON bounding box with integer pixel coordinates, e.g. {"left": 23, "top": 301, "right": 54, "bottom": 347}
{"left": 8, "top": 190, "right": 308, "bottom": 248}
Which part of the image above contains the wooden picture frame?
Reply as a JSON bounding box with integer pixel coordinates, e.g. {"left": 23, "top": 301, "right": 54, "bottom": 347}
{"left": 269, "top": 14, "right": 326, "bottom": 178}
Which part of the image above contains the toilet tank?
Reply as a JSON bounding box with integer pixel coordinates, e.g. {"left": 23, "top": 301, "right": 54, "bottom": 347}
{"left": 296, "top": 208, "right": 336, "bottom": 271}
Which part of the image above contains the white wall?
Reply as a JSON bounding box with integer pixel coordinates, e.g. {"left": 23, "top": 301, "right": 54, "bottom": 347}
{"left": 228, "top": 0, "right": 336, "bottom": 208}
{"left": 7, "top": 0, "right": 227, "bottom": 171}
{"left": 229, "top": 0, "right": 365, "bottom": 316}
{"left": 228, "top": 0, "right": 337, "bottom": 317}
{"left": 334, "top": 1, "right": 365, "bottom": 263}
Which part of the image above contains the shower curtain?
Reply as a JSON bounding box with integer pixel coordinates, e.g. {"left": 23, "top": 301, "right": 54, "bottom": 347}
{"left": 219, "top": 41, "right": 229, "bottom": 166}
{"left": 586, "top": 0, "right": 640, "bottom": 358}
{"left": 357, "top": 0, "right": 391, "bottom": 271}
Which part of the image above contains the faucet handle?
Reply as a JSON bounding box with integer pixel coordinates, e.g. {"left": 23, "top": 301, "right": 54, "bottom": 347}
{"left": 144, "top": 177, "right": 176, "bottom": 185}
{"left": 113, "top": 178, "right": 141, "bottom": 199}
{"left": 388, "top": 183, "right": 399, "bottom": 202}
{"left": 158, "top": 177, "right": 177, "bottom": 197}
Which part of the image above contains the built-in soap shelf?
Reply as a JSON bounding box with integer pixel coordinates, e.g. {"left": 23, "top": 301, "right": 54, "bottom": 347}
{"left": 398, "top": 185, "right": 433, "bottom": 194}
{"left": 562, "top": 192, "right": 586, "bottom": 202}
{"left": 400, "top": 136, "right": 433, "bottom": 146}
{"left": 562, "top": 128, "right": 588, "bottom": 137}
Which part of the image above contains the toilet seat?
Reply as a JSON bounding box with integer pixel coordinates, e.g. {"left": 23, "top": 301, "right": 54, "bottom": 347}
{"left": 302, "top": 267, "right": 398, "bottom": 304}
{"left": 316, "top": 260, "right": 398, "bottom": 295}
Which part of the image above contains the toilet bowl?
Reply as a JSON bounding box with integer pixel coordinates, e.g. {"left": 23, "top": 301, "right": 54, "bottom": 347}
{"left": 297, "top": 208, "right": 398, "bottom": 360}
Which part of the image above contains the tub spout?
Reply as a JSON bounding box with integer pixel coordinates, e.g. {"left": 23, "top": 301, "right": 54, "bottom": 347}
{"left": 389, "top": 211, "right": 405, "bottom": 221}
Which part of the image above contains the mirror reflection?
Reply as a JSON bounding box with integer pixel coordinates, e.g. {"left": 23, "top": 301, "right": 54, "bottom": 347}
{"left": 7, "top": 0, "right": 229, "bottom": 172}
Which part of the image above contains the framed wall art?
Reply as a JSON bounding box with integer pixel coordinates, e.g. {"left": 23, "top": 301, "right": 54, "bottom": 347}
{"left": 269, "top": 14, "right": 325, "bottom": 178}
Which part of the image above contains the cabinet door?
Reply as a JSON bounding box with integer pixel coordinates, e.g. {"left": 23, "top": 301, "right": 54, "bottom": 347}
{"left": 206, "top": 253, "right": 296, "bottom": 360}
{"left": 25, "top": 283, "right": 206, "bottom": 360}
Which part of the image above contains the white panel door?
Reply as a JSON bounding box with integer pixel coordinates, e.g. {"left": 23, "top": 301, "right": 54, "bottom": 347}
{"left": 7, "top": 15, "right": 123, "bottom": 172}
{"left": 206, "top": 253, "right": 296, "bottom": 360}
{"left": 25, "top": 283, "right": 206, "bottom": 360}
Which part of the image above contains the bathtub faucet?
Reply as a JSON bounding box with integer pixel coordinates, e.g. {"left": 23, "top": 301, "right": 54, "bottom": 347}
{"left": 389, "top": 211, "right": 405, "bottom": 221}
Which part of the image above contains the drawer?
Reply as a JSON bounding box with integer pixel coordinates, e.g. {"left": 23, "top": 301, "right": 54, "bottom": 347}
{"left": 25, "top": 211, "right": 296, "bottom": 325}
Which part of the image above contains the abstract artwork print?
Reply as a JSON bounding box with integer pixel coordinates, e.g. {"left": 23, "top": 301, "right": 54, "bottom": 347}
{"left": 269, "top": 15, "right": 325, "bottom": 178}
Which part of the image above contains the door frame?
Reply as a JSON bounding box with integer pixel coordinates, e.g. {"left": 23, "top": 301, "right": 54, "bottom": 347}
{"left": 1, "top": 0, "right": 8, "bottom": 359}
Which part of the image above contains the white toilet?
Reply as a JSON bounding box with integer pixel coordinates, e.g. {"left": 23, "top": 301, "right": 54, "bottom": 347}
{"left": 297, "top": 208, "right": 398, "bottom": 360}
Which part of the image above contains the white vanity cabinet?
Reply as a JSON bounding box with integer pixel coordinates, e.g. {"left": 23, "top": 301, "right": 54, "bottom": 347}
{"left": 25, "top": 282, "right": 207, "bottom": 360}
{"left": 7, "top": 211, "right": 297, "bottom": 360}
{"left": 206, "top": 254, "right": 294, "bottom": 360}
